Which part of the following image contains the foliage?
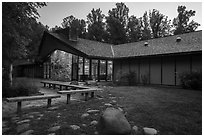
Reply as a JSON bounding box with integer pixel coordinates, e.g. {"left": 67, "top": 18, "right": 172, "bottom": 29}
{"left": 2, "top": 78, "right": 40, "bottom": 98}
{"left": 2, "top": 2, "right": 46, "bottom": 62}
{"left": 127, "top": 15, "right": 143, "bottom": 42}
{"left": 115, "top": 71, "right": 137, "bottom": 86}
{"left": 50, "top": 50, "right": 72, "bottom": 82}
{"left": 106, "top": 2, "right": 129, "bottom": 44}
{"left": 61, "top": 15, "right": 86, "bottom": 38}
{"left": 149, "top": 9, "right": 172, "bottom": 38}
{"left": 141, "top": 11, "right": 152, "bottom": 40}
{"left": 26, "top": 22, "right": 47, "bottom": 60}
{"left": 2, "top": 2, "right": 46, "bottom": 86}
{"left": 179, "top": 71, "right": 202, "bottom": 90}
{"left": 173, "top": 5, "right": 200, "bottom": 35}
{"left": 141, "top": 74, "right": 149, "bottom": 85}
{"left": 86, "top": 8, "right": 107, "bottom": 42}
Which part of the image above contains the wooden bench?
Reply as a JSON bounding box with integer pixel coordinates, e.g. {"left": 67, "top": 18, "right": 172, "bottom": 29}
{"left": 6, "top": 95, "right": 61, "bottom": 113}
{"left": 57, "top": 88, "right": 102, "bottom": 104}
{"left": 41, "top": 81, "right": 88, "bottom": 90}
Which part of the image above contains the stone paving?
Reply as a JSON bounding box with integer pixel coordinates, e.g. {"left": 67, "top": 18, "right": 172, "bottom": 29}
{"left": 2, "top": 80, "right": 158, "bottom": 135}
{"left": 2, "top": 82, "right": 90, "bottom": 135}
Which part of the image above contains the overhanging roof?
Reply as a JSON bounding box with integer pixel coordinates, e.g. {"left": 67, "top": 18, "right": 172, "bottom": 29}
{"left": 39, "top": 30, "right": 202, "bottom": 60}
{"left": 113, "top": 30, "right": 202, "bottom": 58}
{"left": 39, "top": 31, "right": 113, "bottom": 60}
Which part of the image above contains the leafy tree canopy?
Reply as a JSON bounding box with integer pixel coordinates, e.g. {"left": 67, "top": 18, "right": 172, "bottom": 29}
{"left": 173, "top": 5, "right": 200, "bottom": 35}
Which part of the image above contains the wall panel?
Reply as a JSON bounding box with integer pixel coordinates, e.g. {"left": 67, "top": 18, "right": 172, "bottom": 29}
{"left": 162, "top": 56, "right": 175, "bottom": 85}
{"left": 150, "top": 58, "right": 161, "bottom": 84}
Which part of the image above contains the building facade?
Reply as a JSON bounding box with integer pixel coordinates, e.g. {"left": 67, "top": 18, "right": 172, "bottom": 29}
{"left": 38, "top": 30, "right": 202, "bottom": 86}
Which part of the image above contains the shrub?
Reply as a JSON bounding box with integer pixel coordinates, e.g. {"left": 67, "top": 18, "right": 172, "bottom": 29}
{"left": 141, "top": 74, "right": 149, "bottom": 85}
{"left": 179, "top": 71, "right": 202, "bottom": 90}
{"left": 2, "top": 79, "right": 40, "bottom": 98}
{"left": 117, "top": 71, "right": 137, "bottom": 86}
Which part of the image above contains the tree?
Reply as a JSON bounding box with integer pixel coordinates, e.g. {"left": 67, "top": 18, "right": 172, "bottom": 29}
{"left": 50, "top": 25, "right": 62, "bottom": 32}
{"left": 127, "top": 15, "right": 143, "bottom": 42}
{"left": 173, "top": 5, "right": 200, "bottom": 35}
{"left": 149, "top": 9, "right": 172, "bottom": 38}
{"left": 26, "top": 22, "right": 48, "bottom": 61}
{"left": 61, "top": 15, "right": 86, "bottom": 38}
{"left": 86, "top": 8, "right": 106, "bottom": 42}
{"left": 50, "top": 50, "right": 72, "bottom": 81}
{"left": 2, "top": 2, "right": 46, "bottom": 86}
{"left": 106, "top": 2, "right": 129, "bottom": 44}
{"left": 141, "top": 11, "right": 152, "bottom": 40}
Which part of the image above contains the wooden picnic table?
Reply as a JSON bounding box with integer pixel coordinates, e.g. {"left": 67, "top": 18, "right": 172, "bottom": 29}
{"left": 6, "top": 95, "right": 61, "bottom": 113}
{"left": 57, "top": 88, "right": 102, "bottom": 104}
{"left": 41, "top": 80, "right": 91, "bottom": 90}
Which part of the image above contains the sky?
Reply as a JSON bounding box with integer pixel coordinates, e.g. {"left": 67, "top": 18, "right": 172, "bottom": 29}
{"left": 37, "top": 2, "right": 202, "bottom": 29}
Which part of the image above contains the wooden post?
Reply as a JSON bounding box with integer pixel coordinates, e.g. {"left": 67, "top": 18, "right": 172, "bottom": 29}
{"left": 89, "top": 59, "right": 92, "bottom": 80}
{"left": 77, "top": 56, "right": 79, "bottom": 81}
{"left": 85, "top": 93, "right": 89, "bottom": 101}
{"left": 67, "top": 94, "right": 70, "bottom": 104}
{"left": 105, "top": 60, "right": 108, "bottom": 81}
{"left": 17, "top": 102, "right": 22, "bottom": 113}
{"left": 47, "top": 99, "right": 51, "bottom": 107}
{"left": 91, "top": 92, "right": 94, "bottom": 98}
{"left": 112, "top": 60, "right": 114, "bottom": 82}
{"left": 71, "top": 54, "right": 74, "bottom": 81}
{"left": 174, "top": 56, "right": 177, "bottom": 86}
{"left": 82, "top": 57, "right": 85, "bottom": 81}
{"left": 97, "top": 60, "right": 100, "bottom": 82}
{"left": 59, "top": 85, "right": 62, "bottom": 90}
{"left": 161, "top": 56, "right": 163, "bottom": 85}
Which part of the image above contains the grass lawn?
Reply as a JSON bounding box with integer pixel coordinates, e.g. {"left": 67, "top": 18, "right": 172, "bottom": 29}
{"left": 108, "top": 86, "right": 202, "bottom": 135}
{"left": 2, "top": 79, "right": 202, "bottom": 135}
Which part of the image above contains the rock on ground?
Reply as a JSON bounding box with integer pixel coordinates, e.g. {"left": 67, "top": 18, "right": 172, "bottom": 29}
{"left": 81, "top": 113, "right": 90, "bottom": 118}
{"left": 70, "top": 125, "right": 80, "bottom": 130}
{"left": 48, "top": 126, "right": 61, "bottom": 132}
{"left": 47, "top": 106, "right": 59, "bottom": 111}
{"left": 20, "top": 130, "right": 34, "bottom": 135}
{"left": 97, "top": 107, "right": 131, "bottom": 135}
{"left": 90, "top": 120, "right": 98, "bottom": 126}
{"left": 132, "top": 126, "right": 139, "bottom": 134}
{"left": 17, "top": 119, "right": 30, "bottom": 125}
{"left": 17, "top": 123, "right": 30, "bottom": 133}
{"left": 81, "top": 124, "right": 87, "bottom": 127}
{"left": 87, "top": 110, "right": 100, "bottom": 114}
{"left": 143, "top": 127, "right": 157, "bottom": 135}
{"left": 104, "top": 103, "right": 113, "bottom": 107}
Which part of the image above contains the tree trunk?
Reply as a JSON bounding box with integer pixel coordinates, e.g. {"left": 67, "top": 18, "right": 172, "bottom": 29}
{"left": 9, "top": 63, "right": 13, "bottom": 87}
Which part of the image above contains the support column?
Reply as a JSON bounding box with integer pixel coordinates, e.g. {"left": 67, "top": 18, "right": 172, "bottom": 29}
{"left": 71, "top": 54, "right": 74, "bottom": 81}
{"left": 82, "top": 57, "right": 85, "bottom": 81}
{"left": 46, "top": 63, "right": 48, "bottom": 79}
{"left": 105, "top": 60, "right": 108, "bottom": 81}
{"left": 97, "top": 59, "right": 100, "bottom": 82}
{"left": 77, "top": 56, "right": 79, "bottom": 81}
{"left": 49, "top": 63, "right": 51, "bottom": 79}
{"left": 89, "top": 59, "right": 92, "bottom": 80}
{"left": 112, "top": 60, "right": 115, "bottom": 82}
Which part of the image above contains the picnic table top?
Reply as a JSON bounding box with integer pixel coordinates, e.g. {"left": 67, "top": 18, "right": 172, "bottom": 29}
{"left": 6, "top": 94, "right": 61, "bottom": 102}
{"left": 41, "top": 80, "right": 90, "bottom": 89}
{"left": 57, "top": 88, "right": 103, "bottom": 94}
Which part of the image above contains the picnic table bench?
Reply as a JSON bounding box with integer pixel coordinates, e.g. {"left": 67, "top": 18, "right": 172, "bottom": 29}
{"left": 6, "top": 95, "right": 61, "bottom": 113}
{"left": 41, "top": 80, "right": 89, "bottom": 90}
{"left": 57, "top": 88, "right": 102, "bottom": 104}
